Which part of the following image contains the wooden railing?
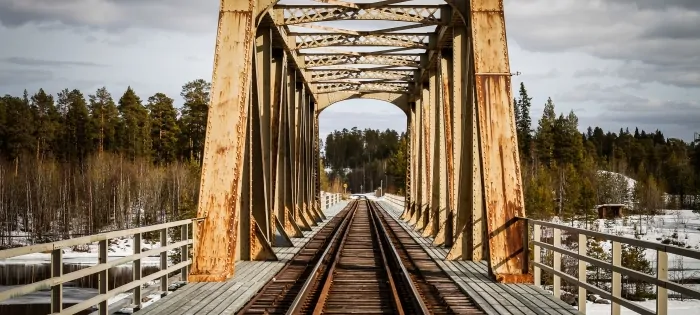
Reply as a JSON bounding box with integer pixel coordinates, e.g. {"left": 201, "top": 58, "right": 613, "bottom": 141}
{"left": 321, "top": 192, "right": 342, "bottom": 210}
{"left": 0, "top": 218, "right": 203, "bottom": 315}
{"left": 519, "top": 217, "right": 700, "bottom": 315}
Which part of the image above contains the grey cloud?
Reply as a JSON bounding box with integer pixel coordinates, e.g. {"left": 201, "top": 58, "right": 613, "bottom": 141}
{"left": 505, "top": 0, "right": 700, "bottom": 88}
{"left": 0, "top": 68, "right": 53, "bottom": 86}
{"left": 3, "top": 57, "right": 105, "bottom": 67}
{"left": 601, "top": 99, "right": 700, "bottom": 134}
{"left": 557, "top": 83, "right": 647, "bottom": 105}
{"left": 557, "top": 82, "right": 700, "bottom": 139}
{"left": 573, "top": 68, "right": 612, "bottom": 78}
{"left": 0, "top": 0, "right": 218, "bottom": 33}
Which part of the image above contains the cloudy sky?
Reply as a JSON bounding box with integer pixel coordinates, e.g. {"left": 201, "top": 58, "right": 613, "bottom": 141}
{"left": 0, "top": 0, "right": 698, "bottom": 141}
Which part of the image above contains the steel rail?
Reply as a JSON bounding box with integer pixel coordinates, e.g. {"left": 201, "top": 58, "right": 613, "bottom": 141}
{"left": 369, "top": 200, "right": 430, "bottom": 315}
{"left": 365, "top": 200, "right": 407, "bottom": 315}
{"left": 309, "top": 200, "right": 365, "bottom": 315}
{"left": 285, "top": 200, "right": 359, "bottom": 315}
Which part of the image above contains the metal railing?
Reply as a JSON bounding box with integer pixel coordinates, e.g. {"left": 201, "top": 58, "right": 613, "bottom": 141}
{"left": 0, "top": 218, "right": 204, "bottom": 315}
{"left": 519, "top": 217, "right": 700, "bottom": 315}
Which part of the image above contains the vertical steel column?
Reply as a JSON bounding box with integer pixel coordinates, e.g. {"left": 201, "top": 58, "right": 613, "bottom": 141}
{"left": 447, "top": 9, "right": 485, "bottom": 261}
{"left": 409, "top": 98, "right": 423, "bottom": 226}
{"left": 468, "top": 0, "right": 527, "bottom": 281}
{"left": 434, "top": 51, "right": 454, "bottom": 247}
{"left": 189, "top": 0, "right": 258, "bottom": 282}
{"left": 252, "top": 26, "right": 272, "bottom": 242}
{"left": 422, "top": 65, "right": 439, "bottom": 238}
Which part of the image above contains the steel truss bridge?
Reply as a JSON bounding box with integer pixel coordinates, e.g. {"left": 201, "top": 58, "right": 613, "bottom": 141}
{"left": 1, "top": 1, "right": 699, "bottom": 315}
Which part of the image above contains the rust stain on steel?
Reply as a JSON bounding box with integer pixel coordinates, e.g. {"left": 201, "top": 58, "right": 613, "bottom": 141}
{"left": 440, "top": 57, "right": 454, "bottom": 224}
{"left": 189, "top": 0, "right": 256, "bottom": 282}
{"left": 470, "top": 0, "right": 526, "bottom": 280}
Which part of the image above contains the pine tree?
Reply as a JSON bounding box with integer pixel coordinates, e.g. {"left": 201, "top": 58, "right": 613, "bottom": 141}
{"left": 516, "top": 82, "right": 532, "bottom": 157}
{"left": 536, "top": 97, "right": 556, "bottom": 167}
{"left": 62, "top": 89, "right": 93, "bottom": 163}
{"left": 147, "top": 93, "right": 180, "bottom": 164}
{"left": 88, "top": 87, "right": 119, "bottom": 154}
{"left": 179, "top": 79, "right": 211, "bottom": 163}
{"left": 117, "top": 87, "right": 151, "bottom": 160}
{"left": 30, "top": 89, "right": 59, "bottom": 160}
{"left": 0, "top": 95, "right": 35, "bottom": 161}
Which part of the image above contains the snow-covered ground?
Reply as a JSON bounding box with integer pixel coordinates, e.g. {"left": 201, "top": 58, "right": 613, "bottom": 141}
{"left": 553, "top": 209, "right": 700, "bottom": 279}
{"left": 587, "top": 299, "right": 700, "bottom": 314}
{"left": 1, "top": 235, "right": 166, "bottom": 266}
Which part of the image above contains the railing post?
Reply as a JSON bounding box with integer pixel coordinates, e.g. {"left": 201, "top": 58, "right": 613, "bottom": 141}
{"left": 522, "top": 219, "right": 529, "bottom": 273}
{"left": 534, "top": 223, "right": 541, "bottom": 287}
{"left": 578, "top": 233, "right": 587, "bottom": 314}
{"left": 612, "top": 241, "right": 621, "bottom": 315}
{"left": 160, "top": 228, "right": 169, "bottom": 294}
{"left": 134, "top": 233, "right": 142, "bottom": 310}
{"left": 51, "top": 248, "right": 63, "bottom": 313}
{"left": 657, "top": 250, "right": 668, "bottom": 315}
{"left": 181, "top": 224, "right": 189, "bottom": 280}
{"left": 98, "top": 239, "right": 108, "bottom": 315}
{"left": 553, "top": 227, "right": 561, "bottom": 299}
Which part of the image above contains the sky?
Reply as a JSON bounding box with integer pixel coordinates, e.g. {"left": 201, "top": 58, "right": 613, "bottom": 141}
{"left": 0, "top": 0, "right": 698, "bottom": 141}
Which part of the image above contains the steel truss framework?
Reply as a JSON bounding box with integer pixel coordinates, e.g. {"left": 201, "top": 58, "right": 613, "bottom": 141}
{"left": 189, "top": 0, "right": 530, "bottom": 284}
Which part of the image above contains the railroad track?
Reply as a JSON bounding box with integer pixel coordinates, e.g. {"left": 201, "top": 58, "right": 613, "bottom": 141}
{"left": 237, "top": 202, "right": 356, "bottom": 314}
{"left": 238, "top": 199, "right": 483, "bottom": 315}
{"left": 373, "top": 202, "right": 483, "bottom": 314}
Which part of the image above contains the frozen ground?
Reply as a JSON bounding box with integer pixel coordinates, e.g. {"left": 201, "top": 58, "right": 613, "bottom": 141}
{"left": 587, "top": 299, "right": 700, "bottom": 314}
{"left": 1, "top": 236, "right": 166, "bottom": 266}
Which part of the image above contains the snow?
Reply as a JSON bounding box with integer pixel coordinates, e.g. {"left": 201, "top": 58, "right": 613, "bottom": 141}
{"left": 561, "top": 209, "right": 700, "bottom": 278}
{"left": 1, "top": 236, "right": 166, "bottom": 266}
{"left": 586, "top": 299, "right": 700, "bottom": 314}
{"left": 598, "top": 170, "right": 638, "bottom": 192}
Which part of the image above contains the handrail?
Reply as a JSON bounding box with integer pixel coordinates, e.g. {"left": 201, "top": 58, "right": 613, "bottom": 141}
{"left": 518, "top": 216, "right": 700, "bottom": 315}
{"left": 0, "top": 217, "right": 205, "bottom": 315}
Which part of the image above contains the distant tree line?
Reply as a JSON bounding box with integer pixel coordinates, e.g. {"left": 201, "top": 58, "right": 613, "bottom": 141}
{"left": 322, "top": 127, "right": 406, "bottom": 194}
{"left": 0, "top": 80, "right": 211, "bottom": 247}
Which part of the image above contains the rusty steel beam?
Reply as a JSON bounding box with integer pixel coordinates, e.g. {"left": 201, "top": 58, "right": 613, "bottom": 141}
{"left": 273, "top": 5, "right": 446, "bottom": 26}
{"left": 310, "top": 69, "right": 415, "bottom": 82}
{"left": 189, "top": 0, "right": 259, "bottom": 283}
{"left": 469, "top": 0, "right": 529, "bottom": 283}
{"left": 302, "top": 54, "right": 421, "bottom": 68}
{"left": 294, "top": 33, "right": 429, "bottom": 50}
{"left": 433, "top": 52, "right": 454, "bottom": 248}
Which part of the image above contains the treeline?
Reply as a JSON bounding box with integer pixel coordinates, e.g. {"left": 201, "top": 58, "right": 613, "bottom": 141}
{"left": 513, "top": 82, "right": 700, "bottom": 219}
{"left": 0, "top": 81, "right": 211, "bottom": 247}
{"left": 323, "top": 127, "right": 407, "bottom": 194}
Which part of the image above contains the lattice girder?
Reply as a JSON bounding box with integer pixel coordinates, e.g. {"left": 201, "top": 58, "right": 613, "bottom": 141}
{"left": 316, "top": 81, "right": 410, "bottom": 94}
{"left": 295, "top": 33, "right": 429, "bottom": 50}
{"left": 309, "top": 69, "right": 415, "bottom": 82}
{"left": 274, "top": 5, "right": 447, "bottom": 25}
{"left": 302, "top": 54, "right": 421, "bottom": 68}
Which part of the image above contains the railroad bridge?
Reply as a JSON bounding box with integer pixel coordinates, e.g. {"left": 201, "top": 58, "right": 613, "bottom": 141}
{"left": 1, "top": 1, "right": 699, "bottom": 315}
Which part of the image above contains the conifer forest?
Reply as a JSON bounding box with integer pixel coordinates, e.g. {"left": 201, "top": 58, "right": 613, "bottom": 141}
{"left": 1, "top": 81, "right": 699, "bottom": 251}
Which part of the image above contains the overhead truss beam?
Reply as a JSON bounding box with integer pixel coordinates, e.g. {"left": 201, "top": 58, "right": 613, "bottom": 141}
{"left": 274, "top": 5, "right": 448, "bottom": 26}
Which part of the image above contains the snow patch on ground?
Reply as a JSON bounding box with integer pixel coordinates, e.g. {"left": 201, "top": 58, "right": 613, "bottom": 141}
{"left": 1, "top": 236, "right": 167, "bottom": 266}
{"left": 586, "top": 298, "right": 700, "bottom": 314}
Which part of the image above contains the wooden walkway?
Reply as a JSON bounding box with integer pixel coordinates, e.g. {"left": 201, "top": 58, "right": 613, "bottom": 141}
{"left": 136, "top": 201, "right": 350, "bottom": 315}
{"left": 378, "top": 200, "right": 582, "bottom": 315}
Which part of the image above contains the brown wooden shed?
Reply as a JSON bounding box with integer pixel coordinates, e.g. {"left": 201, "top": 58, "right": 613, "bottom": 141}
{"left": 596, "top": 204, "right": 626, "bottom": 219}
